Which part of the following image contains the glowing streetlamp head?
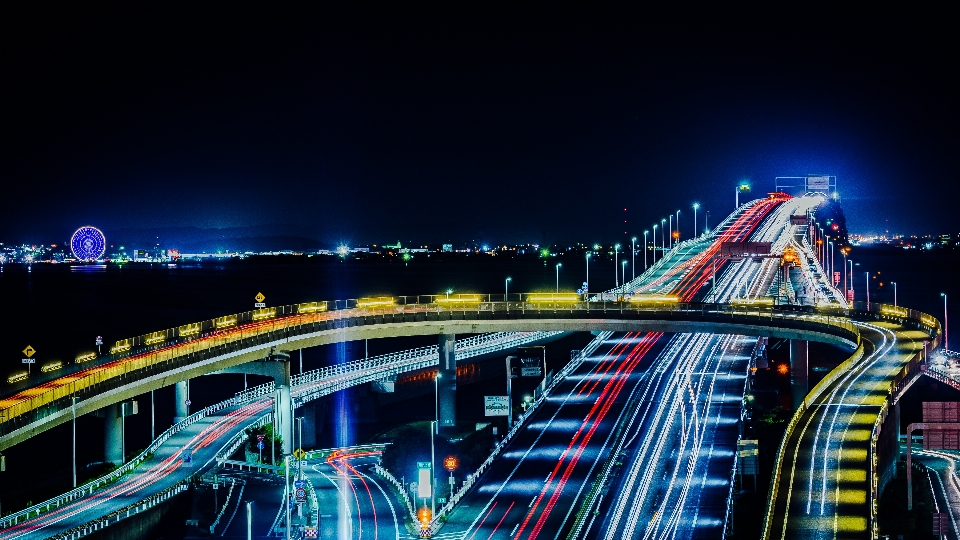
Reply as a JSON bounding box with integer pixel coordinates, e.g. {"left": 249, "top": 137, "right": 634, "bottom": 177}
{"left": 693, "top": 202, "right": 700, "bottom": 210}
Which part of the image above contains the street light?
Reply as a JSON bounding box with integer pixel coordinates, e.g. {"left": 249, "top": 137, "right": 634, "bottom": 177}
{"left": 556, "top": 263, "right": 562, "bottom": 293}
{"left": 668, "top": 215, "right": 673, "bottom": 251}
{"left": 942, "top": 293, "right": 949, "bottom": 351}
{"left": 621, "top": 261, "right": 627, "bottom": 294}
{"left": 651, "top": 225, "right": 658, "bottom": 265}
{"left": 631, "top": 237, "right": 636, "bottom": 281}
{"left": 865, "top": 271, "right": 870, "bottom": 310}
{"left": 585, "top": 252, "right": 591, "bottom": 295}
{"left": 736, "top": 182, "right": 750, "bottom": 208}
{"left": 643, "top": 230, "right": 649, "bottom": 270}
{"left": 660, "top": 219, "right": 666, "bottom": 253}
{"left": 434, "top": 373, "right": 441, "bottom": 434}
{"left": 614, "top": 244, "right": 620, "bottom": 289}
{"left": 693, "top": 203, "right": 699, "bottom": 238}
{"left": 675, "top": 210, "right": 680, "bottom": 247}
{"left": 892, "top": 281, "right": 897, "bottom": 307}
{"left": 505, "top": 277, "right": 511, "bottom": 301}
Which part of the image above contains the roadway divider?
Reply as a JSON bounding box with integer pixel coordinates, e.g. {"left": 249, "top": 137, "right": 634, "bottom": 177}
{"left": 419, "top": 331, "right": 613, "bottom": 536}
{"left": 48, "top": 481, "right": 190, "bottom": 540}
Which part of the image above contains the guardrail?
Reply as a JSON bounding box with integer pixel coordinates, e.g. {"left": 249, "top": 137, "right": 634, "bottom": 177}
{"left": 3, "top": 297, "right": 874, "bottom": 441}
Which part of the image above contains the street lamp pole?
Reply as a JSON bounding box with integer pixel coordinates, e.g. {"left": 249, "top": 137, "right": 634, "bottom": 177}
{"left": 556, "top": 263, "right": 562, "bottom": 293}
{"left": 668, "top": 215, "right": 673, "bottom": 251}
{"left": 693, "top": 203, "right": 699, "bottom": 238}
{"left": 892, "top": 282, "right": 897, "bottom": 307}
{"left": 434, "top": 373, "right": 441, "bottom": 434}
{"left": 643, "top": 231, "right": 649, "bottom": 270}
{"left": 614, "top": 244, "right": 620, "bottom": 289}
{"left": 942, "top": 293, "right": 949, "bottom": 351}
{"left": 865, "top": 271, "right": 870, "bottom": 310}
{"left": 430, "top": 420, "right": 436, "bottom": 518}
{"left": 660, "top": 219, "right": 666, "bottom": 254}
{"left": 651, "top": 225, "right": 658, "bottom": 265}
{"left": 72, "top": 396, "right": 77, "bottom": 488}
{"left": 631, "top": 237, "right": 636, "bottom": 281}
{"left": 505, "top": 277, "right": 511, "bottom": 301}
{"left": 675, "top": 210, "right": 680, "bottom": 247}
{"left": 621, "top": 261, "right": 627, "bottom": 294}
{"left": 585, "top": 253, "right": 590, "bottom": 295}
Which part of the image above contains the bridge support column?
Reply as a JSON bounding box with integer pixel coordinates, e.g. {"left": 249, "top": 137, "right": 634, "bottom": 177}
{"left": 790, "top": 339, "right": 809, "bottom": 411}
{"left": 103, "top": 404, "right": 123, "bottom": 465}
{"left": 273, "top": 357, "right": 294, "bottom": 456}
{"left": 174, "top": 380, "right": 189, "bottom": 423}
{"left": 299, "top": 402, "right": 317, "bottom": 449}
{"left": 438, "top": 334, "right": 457, "bottom": 433}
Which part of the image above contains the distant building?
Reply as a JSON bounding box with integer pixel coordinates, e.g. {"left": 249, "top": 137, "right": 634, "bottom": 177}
{"left": 442, "top": 244, "right": 453, "bottom": 252}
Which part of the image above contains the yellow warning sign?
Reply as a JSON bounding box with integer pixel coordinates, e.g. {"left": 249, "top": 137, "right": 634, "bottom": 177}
{"left": 255, "top": 292, "right": 266, "bottom": 303}
{"left": 293, "top": 448, "right": 306, "bottom": 459}
{"left": 22, "top": 345, "right": 36, "bottom": 358}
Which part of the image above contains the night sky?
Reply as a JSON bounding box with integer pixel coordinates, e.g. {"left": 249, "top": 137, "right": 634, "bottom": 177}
{"left": 2, "top": 7, "right": 956, "bottom": 246}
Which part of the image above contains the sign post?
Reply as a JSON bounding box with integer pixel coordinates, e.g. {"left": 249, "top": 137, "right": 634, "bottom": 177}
{"left": 22, "top": 345, "right": 36, "bottom": 375}
{"left": 255, "top": 292, "right": 266, "bottom": 308}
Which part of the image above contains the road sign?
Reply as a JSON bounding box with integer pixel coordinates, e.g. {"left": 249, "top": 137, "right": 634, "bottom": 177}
{"left": 294, "top": 480, "right": 305, "bottom": 489}
{"left": 300, "top": 460, "right": 309, "bottom": 466}
{"left": 257, "top": 441, "right": 265, "bottom": 450}
{"left": 484, "top": 396, "right": 508, "bottom": 416}
{"left": 22, "top": 345, "right": 35, "bottom": 358}
{"left": 293, "top": 448, "right": 306, "bottom": 459}
{"left": 22, "top": 358, "right": 35, "bottom": 364}
{"left": 295, "top": 487, "right": 306, "bottom": 503}
{"left": 213, "top": 483, "right": 219, "bottom": 490}
{"left": 95, "top": 336, "right": 103, "bottom": 346}
{"left": 255, "top": 292, "right": 266, "bottom": 308}
{"left": 257, "top": 434, "right": 265, "bottom": 442}
{"left": 184, "top": 399, "right": 191, "bottom": 406}
{"left": 417, "top": 461, "right": 432, "bottom": 470}
{"left": 304, "top": 527, "right": 318, "bottom": 538}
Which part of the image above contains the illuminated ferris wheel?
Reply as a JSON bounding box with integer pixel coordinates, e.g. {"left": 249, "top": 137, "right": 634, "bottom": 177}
{"left": 71, "top": 226, "right": 106, "bottom": 261}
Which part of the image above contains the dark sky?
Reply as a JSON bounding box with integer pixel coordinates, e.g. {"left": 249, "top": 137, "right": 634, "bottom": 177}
{"left": 2, "top": 7, "right": 956, "bottom": 246}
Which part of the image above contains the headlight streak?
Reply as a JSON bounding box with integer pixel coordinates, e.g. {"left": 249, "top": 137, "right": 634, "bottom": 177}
{"left": 0, "top": 399, "right": 271, "bottom": 539}
{"left": 772, "top": 321, "right": 897, "bottom": 539}
{"left": 518, "top": 333, "right": 663, "bottom": 540}
{"left": 457, "top": 332, "right": 628, "bottom": 539}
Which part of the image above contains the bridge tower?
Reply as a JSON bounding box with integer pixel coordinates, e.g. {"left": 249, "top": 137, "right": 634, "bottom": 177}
{"left": 174, "top": 380, "right": 190, "bottom": 423}
{"left": 438, "top": 334, "right": 457, "bottom": 433}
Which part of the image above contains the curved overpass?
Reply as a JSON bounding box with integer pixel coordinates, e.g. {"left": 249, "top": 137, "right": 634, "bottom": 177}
{"left": 1, "top": 299, "right": 868, "bottom": 451}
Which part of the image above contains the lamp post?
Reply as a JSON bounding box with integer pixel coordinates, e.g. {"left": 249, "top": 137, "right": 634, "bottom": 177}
{"left": 643, "top": 230, "right": 649, "bottom": 269}
{"left": 675, "top": 210, "right": 680, "bottom": 247}
{"left": 505, "top": 277, "right": 511, "bottom": 301}
{"left": 631, "top": 237, "right": 636, "bottom": 281}
{"left": 651, "top": 225, "right": 658, "bottom": 265}
{"left": 72, "top": 396, "right": 77, "bottom": 488}
{"left": 585, "top": 253, "right": 591, "bottom": 295}
{"left": 942, "top": 293, "right": 949, "bottom": 351}
{"left": 865, "top": 271, "right": 870, "bottom": 310}
{"left": 430, "top": 420, "right": 436, "bottom": 518}
{"left": 434, "top": 373, "right": 441, "bottom": 434}
{"left": 621, "top": 261, "right": 627, "bottom": 294}
{"left": 891, "top": 282, "right": 897, "bottom": 307}
{"left": 614, "top": 244, "right": 620, "bottom": 289}
{"left": 843, "top": 249, "right": 849, "bottom": 303}
{"left": 660, "top": 219, "right": 666, "bottom": 253}
{"left": 693, "top": 203, "right": 699, "bottom": 238}
{"left": 556, "top": 263, "right": 562, "bottom": 293}
{"left": 668, "top": 215, "right": 673, "bottom": 251}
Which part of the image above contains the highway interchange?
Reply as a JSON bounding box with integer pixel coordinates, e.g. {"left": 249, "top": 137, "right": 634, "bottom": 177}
{"left": 0, "top": 193, "right": 944, "bottom": 539}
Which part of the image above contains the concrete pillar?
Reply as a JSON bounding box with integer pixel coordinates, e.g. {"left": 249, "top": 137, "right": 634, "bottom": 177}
{"left": 273, "top": 357, "right": 294, "bottom": 455}
{"left": 790, "top": 339, "right": 809, "bottom": 411}
{"left": 438, "top": 334, "right": 457, "bottom": 432}
{"left": 103, "top": 404, "right": 123, "bottom": 465}
{"left": 174, "top": 380, "right": 189, "bottom": 423}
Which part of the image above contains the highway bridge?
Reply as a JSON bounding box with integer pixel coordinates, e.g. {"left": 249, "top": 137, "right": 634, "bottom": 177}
{"left": 0, "top": 192, "right": 945, "bottom": 539}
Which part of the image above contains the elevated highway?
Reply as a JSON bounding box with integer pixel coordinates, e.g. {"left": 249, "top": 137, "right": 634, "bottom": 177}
{"left": 0, "top": 191, "right": 944, "bottom": 539}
